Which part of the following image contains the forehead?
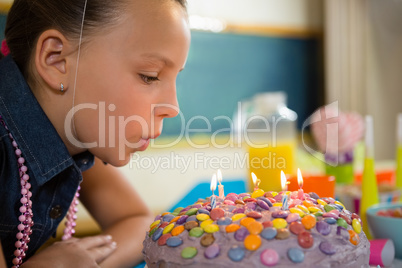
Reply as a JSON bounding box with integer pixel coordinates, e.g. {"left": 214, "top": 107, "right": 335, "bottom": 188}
{"left": 117, "top": 1, "right": 189, "bottom": 58}
{"left": 79, "top": 0, "right": 190, "bottom": 69}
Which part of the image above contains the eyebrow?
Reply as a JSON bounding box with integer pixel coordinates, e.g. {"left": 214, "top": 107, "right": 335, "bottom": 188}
{"left": 140, "top": 53, "right": 175, "bottom": 68}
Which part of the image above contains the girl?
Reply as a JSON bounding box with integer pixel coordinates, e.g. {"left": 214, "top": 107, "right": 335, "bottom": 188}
{"left": 0, "top": 0, "right": 190, "bottom": 267}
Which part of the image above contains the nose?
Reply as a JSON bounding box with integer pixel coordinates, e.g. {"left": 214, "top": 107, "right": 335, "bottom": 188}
{"left": 153, "top": 82, "right": 180, "bottom": 118}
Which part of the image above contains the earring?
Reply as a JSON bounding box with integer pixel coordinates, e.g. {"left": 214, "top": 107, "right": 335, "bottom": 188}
{"left": 60, "top": 83, "right": 65, "bottom": 93}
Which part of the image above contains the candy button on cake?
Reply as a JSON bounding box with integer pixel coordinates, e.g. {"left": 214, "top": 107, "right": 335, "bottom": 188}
{"left": 142, "top": 191, "right": 370, "bottom": 267}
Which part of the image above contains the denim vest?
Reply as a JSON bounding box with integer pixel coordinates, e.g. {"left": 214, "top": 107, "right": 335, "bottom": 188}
{"left": 0, "top": 55, "right": 94, "bottom": 266}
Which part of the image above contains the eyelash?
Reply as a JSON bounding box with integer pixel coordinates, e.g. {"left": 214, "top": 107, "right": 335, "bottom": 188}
{"left": 139, "top": 74, "right": 160, "bottom": 84}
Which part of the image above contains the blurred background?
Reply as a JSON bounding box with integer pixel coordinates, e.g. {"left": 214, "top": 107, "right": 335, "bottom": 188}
{"left": 1, "top": 0, "right": 402, "bottom": 235}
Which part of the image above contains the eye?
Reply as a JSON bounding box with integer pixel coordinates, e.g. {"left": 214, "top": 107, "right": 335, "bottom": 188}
{"left": 139, "top": 74, "right": 160, "bottom": 84}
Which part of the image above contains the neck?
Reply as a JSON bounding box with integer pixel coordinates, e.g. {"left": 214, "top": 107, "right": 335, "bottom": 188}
{"left": 29, "top": 80, "right": 86, "bottom": 157}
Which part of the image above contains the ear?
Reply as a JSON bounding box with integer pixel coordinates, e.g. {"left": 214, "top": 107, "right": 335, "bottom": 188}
{"left": 34, "top": 29, "right": 73, "bottom": 93}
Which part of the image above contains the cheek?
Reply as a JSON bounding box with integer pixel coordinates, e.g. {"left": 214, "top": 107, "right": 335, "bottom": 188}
{"left": 71, "top": 106, "right": 103, "bottom": 144}
{"left": 117, "top": 97, "right": 153, "bottom": 138}
{"left": 74, "top": 69, "right": 158, "bottom": 142}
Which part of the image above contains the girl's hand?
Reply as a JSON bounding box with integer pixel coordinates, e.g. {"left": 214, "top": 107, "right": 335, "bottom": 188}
{"left": 21, "top": 235, "right": 116, "bottom": 268}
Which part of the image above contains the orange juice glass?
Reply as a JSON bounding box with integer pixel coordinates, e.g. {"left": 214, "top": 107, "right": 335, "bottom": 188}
{"left": 247, "top": 141, "right": 296, "bottom": 192}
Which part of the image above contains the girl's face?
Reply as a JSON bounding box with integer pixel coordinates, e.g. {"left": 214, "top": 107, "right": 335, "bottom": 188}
{"left": 71, "top": 0, "right": 190, "bottom": 166}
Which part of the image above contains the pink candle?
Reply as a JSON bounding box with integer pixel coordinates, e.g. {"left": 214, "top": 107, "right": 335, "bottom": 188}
{"left": 297, "top": 168, "right": 304, "bottom": 200}
{"left": 217, "top": 169, "right": 225, "bottom": 198}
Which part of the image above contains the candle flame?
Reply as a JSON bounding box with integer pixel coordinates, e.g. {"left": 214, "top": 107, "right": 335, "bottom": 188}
{"left": 297, "top": 168, "right": 303, "bottom": 188}
{"left": 217, "top": 169, "right": 222, "bottom": 185}
{"left": 210, "top": 173, "right": 217, "bottom": 192}
{"left": 281, "top": 170, "right": 287, "bottom": 191}
{"left": 251, "top": 172, "right": 260, "bottom": 188}
{"left": 251, "top": 172, "right": 257, "bottom": 185}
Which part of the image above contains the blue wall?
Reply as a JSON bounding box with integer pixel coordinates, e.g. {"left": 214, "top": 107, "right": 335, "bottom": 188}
{"left": 1, "top": 13, "right": 322, "bottom": 135}
{"left": 167, "top": 31, "right": 322, "bottom": 136}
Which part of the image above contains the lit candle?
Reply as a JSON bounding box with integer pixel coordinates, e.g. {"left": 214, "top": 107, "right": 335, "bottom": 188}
{"left": 210, "top": 173, "right": 217, "bottom": 209}
{"left": 251, "top": 172, "right": 265, "bottom": 198}
{"left": 297, "top": 168, "right": 304, "bottom": 200}
{"left": 251, "top": 172, "right": 261, "bottom": 191}
{"left": 281, "top": 171, "right": 289, "bottom": 210}
{"left": 217, "top": 169, "right": 225, "bottom": 199}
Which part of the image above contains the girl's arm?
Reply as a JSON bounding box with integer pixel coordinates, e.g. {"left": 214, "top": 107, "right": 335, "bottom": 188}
{"left": 80, "top": 157, "right": 154, "bottom": 268}
{"left": 0, "top": 243, "right": 6, "bottom": 268}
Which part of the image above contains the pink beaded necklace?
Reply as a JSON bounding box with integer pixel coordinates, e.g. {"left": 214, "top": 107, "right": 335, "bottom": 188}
{"left": 0, "top": 116, "right": 80, "bottom": 268}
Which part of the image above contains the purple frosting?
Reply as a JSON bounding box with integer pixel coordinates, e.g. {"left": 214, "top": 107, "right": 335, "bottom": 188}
{"left": 225, "top": 205, "right": 236, "bottom": 212}
{"left": 336, "top": 226, "right": 350, "bottom": 240}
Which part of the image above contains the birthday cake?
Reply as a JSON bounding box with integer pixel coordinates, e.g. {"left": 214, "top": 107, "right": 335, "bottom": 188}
{"left": 142, "top": 191, "right": 370, "bottom": 267}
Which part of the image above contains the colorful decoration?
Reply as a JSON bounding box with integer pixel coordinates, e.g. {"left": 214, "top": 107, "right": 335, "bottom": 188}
{"left": 145, "top": 184, "right": 368, "bottom": 266}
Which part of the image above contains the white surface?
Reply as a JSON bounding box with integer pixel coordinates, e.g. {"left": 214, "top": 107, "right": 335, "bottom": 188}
{"left": 118, "top": 145, "right": 248, "bottom": 213}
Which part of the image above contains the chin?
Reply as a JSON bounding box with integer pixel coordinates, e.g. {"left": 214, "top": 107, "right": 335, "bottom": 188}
{"left": 107, "top": 158, "right": 130, "bottom": 167}
{"left": 90, "top": 148, "right": 132, "bottom": 167}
